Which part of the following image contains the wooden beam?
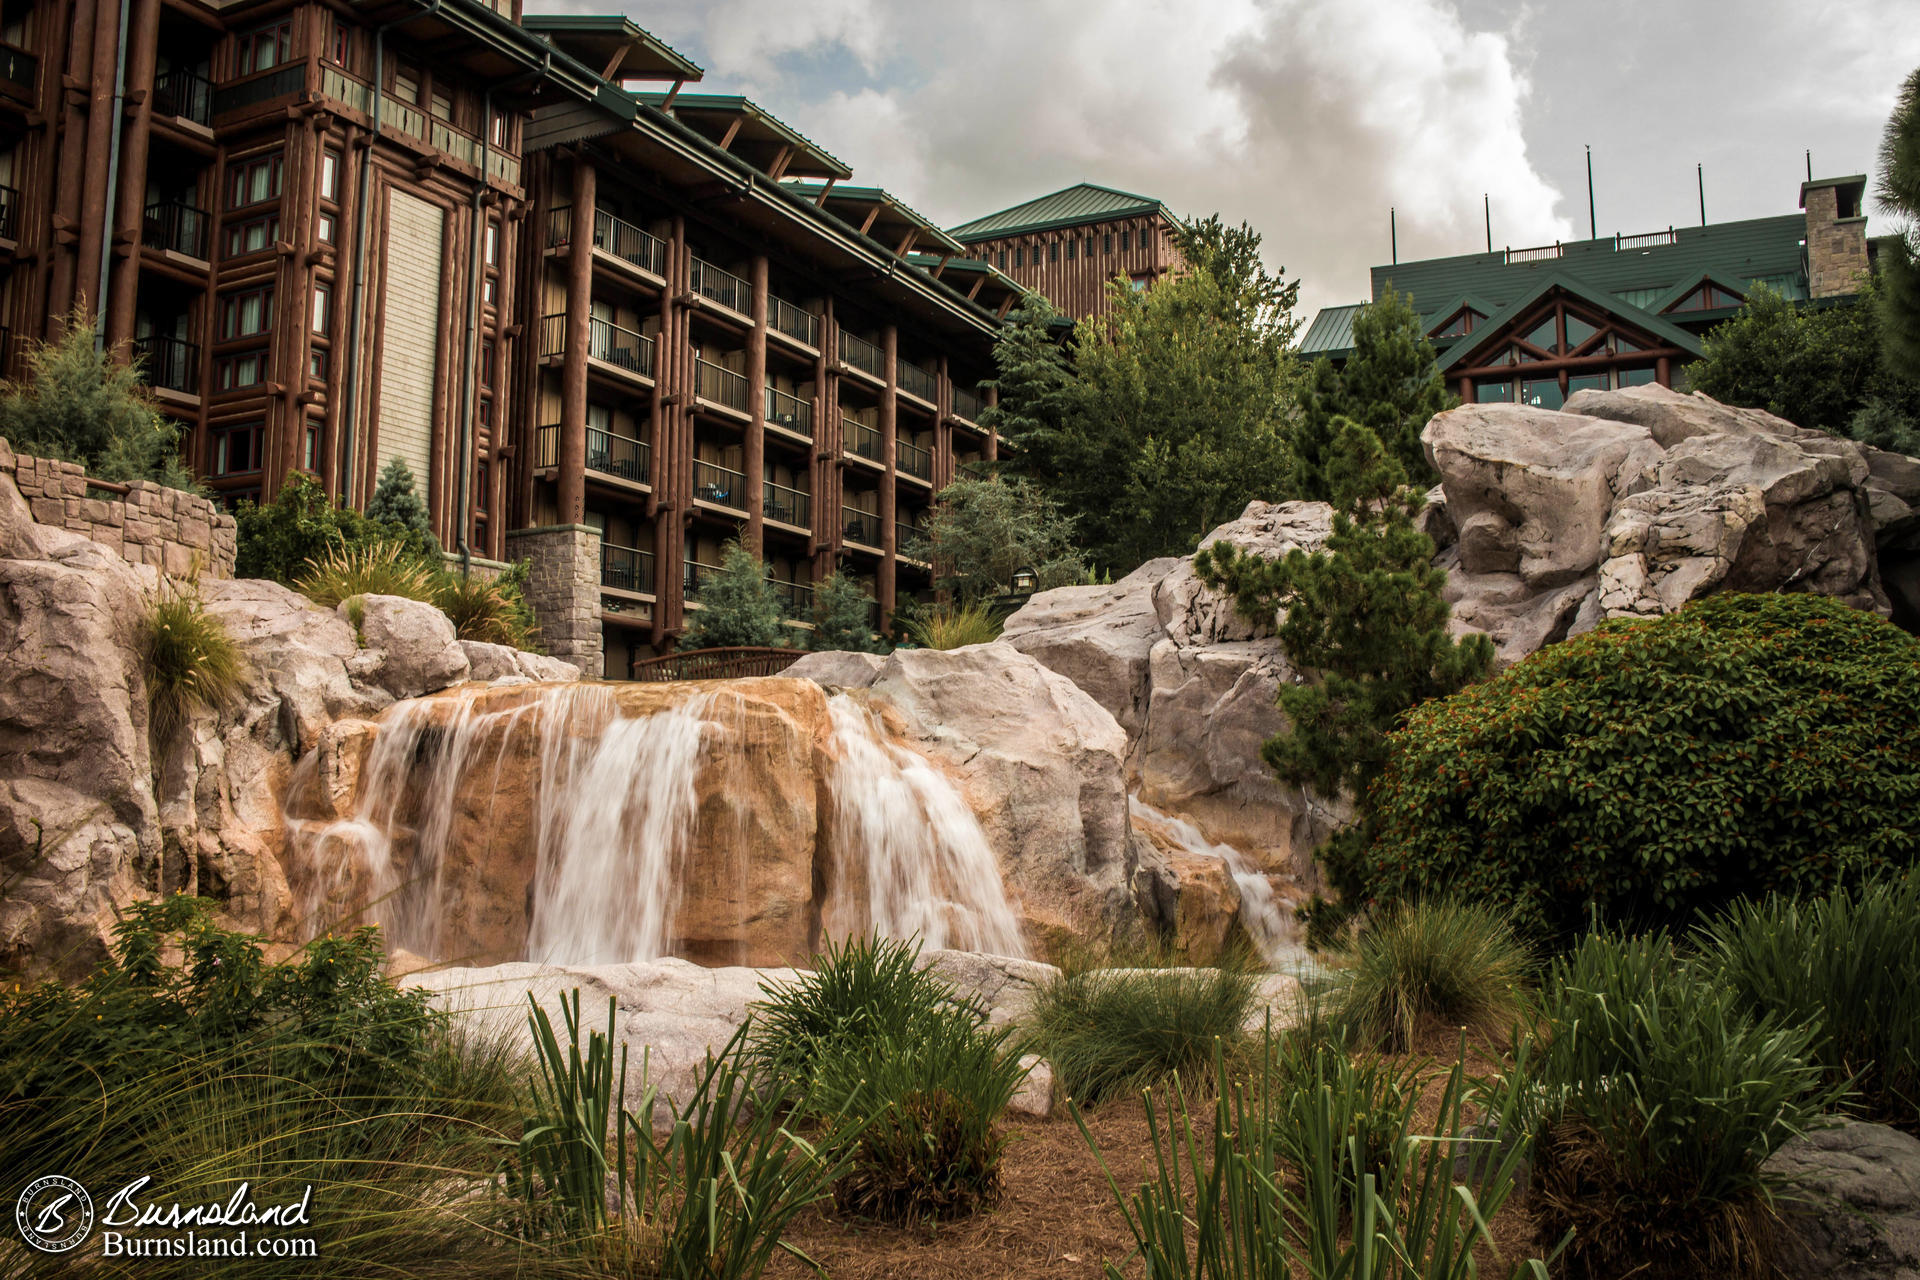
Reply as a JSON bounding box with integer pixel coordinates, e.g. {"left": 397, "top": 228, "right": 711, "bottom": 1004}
{"left": 814, "top": 177, "right": 837, "bottom": 206}
{"left": 601, "top": 45, "right": 629, "bottom": 80}
{"left": 661, "top": 79, "right": 684, "bottom": 111}
{"left": 717, "top": 117, "right": 743, "bottom": 151}
{"left": 965, "top": 275, "right": 984, "bottom": 301}
{"left": 930, "top": 253, "right": 952, "bottom": 280}
{"left": 858, "top": 205, "right": 880, "bottom": 236}
{"left": 766, "top": 144, "right": 793, "bottom": 181}
{"left": 894, "top": 229, "right": 917, "bottom": 257}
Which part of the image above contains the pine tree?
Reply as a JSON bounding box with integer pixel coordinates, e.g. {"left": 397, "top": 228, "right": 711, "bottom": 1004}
{"left": 679, "top": 541, "right": 787, "bottom": 650}
{"left": 808, "top": 570, "right": 883, "bottom": 652}
{"left": 919, "top": 475, "right": 1085, "bottom": 605}
{"left": 1292, "top": 286, "right": 1453, "bottom": 499}
{"left": 366, "top": 456, "right": 443, "bottom": 564}
{"left": 0, "top": 310, "right": 194, "bottom": 490}
{"left": 1877, "top": 65, "right": 1920, "bottom": 380}
{"left": 1195, "top": 420, "right": 1492, "bottom": 933}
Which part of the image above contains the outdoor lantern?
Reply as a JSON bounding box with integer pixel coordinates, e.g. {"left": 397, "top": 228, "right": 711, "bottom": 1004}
{"left": 1010, "top": 566, "right": 1038, "bottom": 595}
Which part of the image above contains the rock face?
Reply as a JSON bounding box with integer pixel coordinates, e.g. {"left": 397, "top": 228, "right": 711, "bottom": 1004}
{"left": 999, "top": 558, "right": 1182, "bottom": 738}
{"left": 781, "top": 648, "right": 884, "bottom": 689}
{"left": 1765, "top": 1119, "right": 1920, "bottom": 1280}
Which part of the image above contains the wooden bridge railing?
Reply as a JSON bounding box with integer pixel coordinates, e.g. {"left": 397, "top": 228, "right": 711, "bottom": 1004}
{"left": 629, "top": 646, "right": 804, "bottom": 683}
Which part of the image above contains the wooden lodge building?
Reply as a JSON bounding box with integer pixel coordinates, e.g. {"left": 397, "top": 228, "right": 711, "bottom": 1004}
{"left": 1298, "top": 175, "right": 1877, "bottom": 407}
{"left": 0, "top": 0, "right": 1022, "bottom": 676}
{"left": 949, "top": 183, "right": 1184, "bottom": 320}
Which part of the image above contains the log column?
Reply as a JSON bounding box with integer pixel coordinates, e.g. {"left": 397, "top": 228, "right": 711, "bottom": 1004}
{"left": 102, "top": 0, "right": 160, "bottom": 349}
{"left": 744, "top": 254, "right": 767, "bottom": 555}
{"left": 878, "top": 323, "right": 897, "bottom": 619}
{"left": 555, "top": 158, "right": 594, "bottom": 526}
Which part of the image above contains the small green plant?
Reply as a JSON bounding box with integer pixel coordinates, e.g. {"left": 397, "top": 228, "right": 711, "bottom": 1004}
{"left": 1326, "top": 898, "right": 1533, "bottom": 1053}
{"left": 234, "top": 471, "right": 439, "bottom": 585}
{"left": 1527, "top": 929, "right": 1845, "bottom": 1279}
{"left": 294, "top": 540, "right": 436, "bottom": 608}
{"left": 141, "top": 584, "right": 248, "bottom": 742}
{"left": 1700, "top": 873, "right": 1920, "bottom": 1131}
{"left": 366, "top": 455, "right": 443, "bottom": 562}
{"left": 905, "top": 600, "right": 1003, "bottom": 650}
{"left": 1028, "top": 964, "right": 1257, "bottom": 1107}
{"left": 432, "top": 568, "right": 539, "bottom": 648}
{"left": 680, "top": 541, "right": 788, "bottom": 650}
{"left": 808, "top": 569, "right": 886, "bottom": 653}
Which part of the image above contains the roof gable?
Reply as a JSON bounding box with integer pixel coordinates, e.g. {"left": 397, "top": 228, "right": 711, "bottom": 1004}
{"left": 1437, "top": 273, "right": 1704, "bottom": 370}
{"left": 949, "top": 183, "right": 1169, "bottom": 241}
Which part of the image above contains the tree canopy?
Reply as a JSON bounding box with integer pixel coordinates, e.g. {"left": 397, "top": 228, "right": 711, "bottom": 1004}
{"left": 1877, "top": 65, "right": 1920, "bottom": 381}
{"left": 911, "top": 475, "right": 1086, "bottom": 605}
{"left": 680, "top": 542, "right": 788, "bottom": 650}
{"left": 808, "top": 570, "right": 885, "bottom": 653}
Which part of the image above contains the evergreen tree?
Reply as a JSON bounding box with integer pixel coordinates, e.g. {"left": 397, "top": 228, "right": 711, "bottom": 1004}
{"left": 1877, "top": 65, "right": 1920, "bottom": 380}
{"left": 366, "top": 455, "right": 443, "bottom": 563}
{"left": 916, "top": 474, "right": 1085, "bottom": 605}
{"left": 1195, "top": 420, "right": 1492, "bottom": 934}
{"left": 0, "top": 311, "right": 194, "bottom": 490}
{"left": 1292, "top": 287, "right": 1454, "bottom": 500}
{"left": 978, "top": 294, "right": 1075, "bottom": 480}
{"left": 808, "top": 569, "right": 883, "bottom": 652}
{"left": 679, "top": 541, "right": 786, "bottom": 650}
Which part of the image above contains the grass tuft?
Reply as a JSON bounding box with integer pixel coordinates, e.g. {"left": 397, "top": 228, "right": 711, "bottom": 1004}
{"left": 1326, "top": 897, "right": 1534, "bottom": 1052}
{"left": 906, "top": 600, "right": 1002, "bottom": 650}
{"left": 1027, "top": 963, "right": 1257, "bottom": 1107}
{"left": 142, "top": 584, "right": 248, "bottom": 742}
{"left": 295, "top": 541, "right": 435, "bottom": 608}
{"left": 432, "top": 570, "right": 539, "bottom": 649}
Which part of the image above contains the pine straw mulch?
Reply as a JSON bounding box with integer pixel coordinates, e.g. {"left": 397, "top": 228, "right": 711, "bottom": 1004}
{"left": 766, "top": 1024, "right": 1545, "bottom": 1280}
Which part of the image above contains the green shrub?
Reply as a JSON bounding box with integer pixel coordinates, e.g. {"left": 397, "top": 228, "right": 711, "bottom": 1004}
{"left": 1527, "top": 929, "right": 1844, "bottom": 1279}
{"left": 1366, "top": 593, "right": 1920, "bottom": 942}
{"left": 295, "top": 540, "right": 436, "bottom": 608}
{"left": 808, "top": 569, "right": 885, "bottom": 652}
{"left": 1326, "top": 898, "right": 1533, "bottom": 1052}
{"left": 1700, "top": 873, "right": 1920, "bottom": 1131}
{"left": 1028, "top": 964, "right": 1257, "bottom": 1107}
{"left": 905, "top": 599, "right": 1003, "bottom": 650}
{"left": 680, "top": 541, "right": 787, "bottom": 650}
{"left": 752, "top": 935, "right": 1026, "bottom": 1222}
{"left": 366, "top": 455, "right": 442, "bottom": 561}
{"left": 142, "top": 585, "right": 248, "bottom": 741}
{"left": 433, "top": 566, "right": 539, "bottom": 649}
{"left": 234, "top": 471, "right": 438, "bottom": 585}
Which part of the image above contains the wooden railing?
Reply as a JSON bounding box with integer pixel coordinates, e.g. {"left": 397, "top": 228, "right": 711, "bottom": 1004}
{"left": 690, "top": 256, "right": 749, "bottom": 313}
{"left": 631, "top": 647, "right": 804, "bottom": 682}
{"left": 769, "top": 294, "right": 819, "bottom": 346}
{"left": 897, "top": 439, "right": 932, "bottom": 480}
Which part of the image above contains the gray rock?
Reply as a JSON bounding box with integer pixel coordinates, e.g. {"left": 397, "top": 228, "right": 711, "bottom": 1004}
{"left": 1565, "top": 381, "right": 1807, "bottom": 448}
{"left": 1000, "top": 557, "right": 1181, "bottom": 738}
{"left": 1011, "top": 1054, "right": 1054, "bottom": 1118}
{"left": 460, "top": 640, "right": 581, "bottom": 684}
{"left": 1766, "top": 1119, "right": 1920, "bottom": 1280}
{"left": 782, "top": 649, "right": 884, "bottom": 689}
{"left": 346, "top": 594, "right": 471, "bottom": 699}
{"left": 920, "top": 946, "right": 1062, "bottom": 1026}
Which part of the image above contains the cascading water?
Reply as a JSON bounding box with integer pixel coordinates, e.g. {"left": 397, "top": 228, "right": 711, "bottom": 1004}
{"left": 1128, "top": 793, "right": 1309, "bottom": 971}
{"left": 284, "top": 681, "right": 1029, "bottom": 966}
{"left": 821, "top": 695, "right": 1028, "bottom": 958}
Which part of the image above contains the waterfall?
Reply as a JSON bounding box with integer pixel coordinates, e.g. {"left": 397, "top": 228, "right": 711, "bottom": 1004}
{"left": 822, "top": 695, "right": 1029, "bottom": 959}
{"left": 285, "top": 681, "right": 1029, "bottom": 965}
{"left": 1128, "top": 793, "right": 1309, "bottom": 970}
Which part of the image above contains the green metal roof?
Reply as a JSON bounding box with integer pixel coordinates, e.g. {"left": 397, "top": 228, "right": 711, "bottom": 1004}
{"left": 630, "top": 92, "right": 852, "bottom": 180}
{"left": 948, "top": 183, "right": 1170, "bottom": 242}
{"left": 520, "top": 15, "right": 704, "bottom": 81}
{"left": 1297, "top": 303, "right": 1364, "bottom": 357}
{"left": 1433, "top": 272, "right": 1705, "bottom": 370}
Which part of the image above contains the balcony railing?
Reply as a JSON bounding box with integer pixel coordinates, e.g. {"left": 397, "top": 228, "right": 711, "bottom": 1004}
{"left": 770, "top": 578, "right": 813, "bottom": 621}
{"left": 897, "top": 439, "right": 932, "bottom": 481}
{"left": 840, "top": 332, "right": 883, "bottom": 379}
{"left": 897, "top": 358, "right": 936, "bottom": 403}
{"left": 684, "top": 558, "right": 725, "bottom": 596}
{"left": 689, "top": 256, "right": 748, "bottom": 314}
{"left": 0, "top": 42, "right": 37, "bottom": 98}
{"left": 692, "top": 460, "right": 745, "bottom": 510}
{"left": 696, "top": 358, "right": 748, "bottom": 412}
{"left": 843, "top": 418, "right": 883, "bottom": 464}
{"left": 587, "top": 425, "right": 650, "bottom": 485}
{"left": 0, "top": 184, "right": 17, "bottom": 241}
{"left": 952, "top": 384, "right": 983, "bottom": 422}
{"left": 764, "top": 481, "right": 811, "bottom": 530}
{"left": 152, "top": 67, "right": 212, "bottom": 126}
{"left": 842, "top": 507, "right": 881, "bottom": 548}
{"left": 769, "top": 294, "right": 818, "bottom": 347}
{"left": 595, "top": 209, "right": 665, "bottom": 276}
{"left": 211, "top": 64, "right": 302, "bottom": 117}
{"left": 601, "top": 543, "right": 655, "bottom": 595}
{"left": 765, "top": 387, "right": 812, "bottom": 439}
{"left": 135, "top": 334, "right": 199, "bottom": 394}
{"left": 538, "top": 312, "right": 650, "bottom": 376}
{"left": 896, "top": 522, "right": 926, "bottom": 559}
{"left": 143, "top": 200, "right": 209, "bottom": 259}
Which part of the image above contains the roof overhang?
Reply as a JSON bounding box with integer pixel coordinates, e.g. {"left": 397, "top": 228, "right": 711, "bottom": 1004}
{"left": 345, "top": 0, "right": 610, "bottom": 109}
{"left": 784, "top": 182, "right": 967, "bottom": 257}
{"left": 1437, "top": 273, "right": 1704, "bottom": 372}
{"left": 633, "top": 93, "right": 851, "bottom": 182}
{"left": 520, "top": 15, "right": 704, "bottom": 83}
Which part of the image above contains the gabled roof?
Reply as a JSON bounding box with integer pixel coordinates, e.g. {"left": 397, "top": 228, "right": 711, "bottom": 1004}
{"left": 948, "top": 183, "right": 1170, "bottom": 242}
{"left": 1648, "top": 268, "right": 1749, "bottom": 314}
{"left": 1422, "top": 293, "right": 1500, "bottom": 330}
{"left": 1297, "top": 303, "right": 1365, "bottom": 357}
{"left": 1434, "top": 272, "right": 1704, "bottom": 371}
{"left": 630, "top": 93, "right": 851, "bottom": 181}
{"left": 521, "top": 15, "right": 704, "bottom": 82}
{"left": 784, "top": 182, "right": 966, "bottom": 257}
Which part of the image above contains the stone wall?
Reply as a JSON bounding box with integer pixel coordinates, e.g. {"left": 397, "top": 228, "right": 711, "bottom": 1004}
{"left": 1805, "top": 184, "right": 1871, "bottom": 300}
{"left": 506, "top": 523, "right": 603, "bottom": 678}
{"left": 0, "top": 439, "right": 237, "bottom": 577}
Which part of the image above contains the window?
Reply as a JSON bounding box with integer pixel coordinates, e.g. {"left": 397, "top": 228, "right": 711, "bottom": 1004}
{"left": 215, "top": 351, "right": 267, "bottom": 391}
{"left": 1476, "top": 380, "right": 1514, "bottom": 403}
{"left": 478, "top": 396, "right": 493, "bottom": 429}
{"left": 1564, "top": 315, "right": 1600, "bottom": 351}
{"left": 236, "top": 21, "right": 292, "bottom": 75}
{"left": 1013, "top": 247, "right": 1023, "bottom": 268}
{"left": 484, "top": 221, "right": 498, "bottom": 266}
{"left": 1103, "top": 232, "right": 1113, "bottom": 254}
{"left": 1048, "top": 239, "right": 1058, "bottom": 263}
{"left": 430, "top": 87, "right": 453, "bottom": 123}
{"left": 1668, "top": 282, "right": 1744, "bottom": 313}
{"left": 1065, "top": 238, "right": 1076, "bottom": 261}
{"left": 1519, "top": 315, "right": 1557, "bottom": 354}
{"left": 477, "top": 460, "right": 490, "bottom": 512}
{"left": 490, "top": 114, "right": 508, "bottom": 147}
{"left": 220, "top": 286, "right": 273, "bottom": 339}
{"left": 320, "top": 151, "right": 340, "bottom": 201}
{"left": 211, "top": 423, "right": 263, "bottom": 474}
{"left": 304, "top": 424, "right": 318, "bottom": 471}
{"left": 311, "top": 284, "right": 331, "bottom": 335}
{"left": 1521, "top": 376, "right": 1563, "bottom": 410}
{"left": 1119, "top": 230, "right": 1130, "bottom": 252}
{"left": 316, "top": 212, "right": 335, "bottom": 244}
{"left": 309, "top": 348, "right": 328, "bottom": 380}
{"left": 223, "top": 212, "right": 279, "bottom": 258}
{"left": 1567, "top": 372, "right": 1609, "bottom": 395}
{"left": 480, "top": 340, "right": 496, "bottom": 389}
{"left": 1434, "top": 309, "right": 1478, "bottom": 340}
{"left": 1619, "top": 366, "right": 1658, "bottom": 387}
{"left": 483, "top": 276, "right": 496, "bottom": 305}
{"left": 227, "top": 152, "right": 283, "bottom": 209}
{"left": 330, "top": 19, "right": 352, "bottom": 70}
{"left": 996, "top": 250, "right": 1006, "bottom": 269}
{"left": 393, "top": 64, "right": 420, "bottom": 104}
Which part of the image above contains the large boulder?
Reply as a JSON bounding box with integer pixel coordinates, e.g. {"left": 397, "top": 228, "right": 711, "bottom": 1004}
{"left": 460, "top": 640, "right": 582, "bottom": 684}
{"left": 1765, "top": 1119, "right": 1920, "bottom": 1280}
{"left": 783, "top": 648, "right": 884, "bottom": 689}
{"left": 346, "top": 593, "right": 471, "bottom": 698}
{"left": 1156, "top": 502, "right": 1333, "bottom": 647}
{"left": 1000, "top": 558, "right": 1182, "bottom": 738}
{"left": 1564, "top": 382, "right": 1806, "bottom": 448}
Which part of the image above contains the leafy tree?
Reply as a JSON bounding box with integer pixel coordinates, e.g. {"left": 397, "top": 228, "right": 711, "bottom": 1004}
{"left": 0, "top": 311, "right": 195, "bottom": 490}
{"left": 995, "top": 216, "right": 1303, "bottom": 573}
{"left": 912, "top": 475, "right": 1085, "bottom": 605}
{"left": 1292, "top": 286, "right": 1453, "bottom": 499}
{"left": 236, "top": 472, "right": 376, "bottom": 582}
{"left": 1878, "top": 65, "right": 1920, "bottom": 380}
{"left": 367, "top": 455, "right": 443, "bottom": 563}
{"left": 680, "top": 541, "right": 786, "bottom": 650}
{"left": 809, "top": 569, "right": 884, "bottom": 653}
{"left": 1194, "top": 421, "right": 1492, "bottom": 933}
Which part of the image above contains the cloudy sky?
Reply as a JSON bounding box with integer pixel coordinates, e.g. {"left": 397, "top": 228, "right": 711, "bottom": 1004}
{"left": 527, "top": 0, "right": 1920, "bottom": 315}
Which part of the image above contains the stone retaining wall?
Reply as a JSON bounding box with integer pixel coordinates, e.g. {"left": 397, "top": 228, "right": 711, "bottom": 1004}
{"left": 0, "top": 439, "right": 238, "bottom": 577}
{"left": 506, "top": 524, "right": 603, "bottom": 678}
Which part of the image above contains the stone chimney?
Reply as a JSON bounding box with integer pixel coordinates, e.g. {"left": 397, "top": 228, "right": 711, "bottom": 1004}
{"left": 1801, "top": 175, "right": 1871, "bottom": 298}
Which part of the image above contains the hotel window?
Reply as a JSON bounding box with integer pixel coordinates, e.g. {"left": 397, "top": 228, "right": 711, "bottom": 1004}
{"left": 1119, "top": 230, "right": 1131, "bottom": 251}
{"left": 491, "top": 114, "right": 508, "bottom": 148}
{"left": 215, "top": 351, "right": 268, "bottom": 391}
{"left": 1521, "top": 376, "right": 1563, "bottom": 410}
{"left": 1567, "top": 372, "right": 1609, "bottom": 395}
{"left": 309, "top": 347, "right": 328, "bottom": 380}
{"left": 1065, "top": 238, "right": 1076, "bottom": 261}
{"left": 320, "top": 151, "right": 340, "bottom": 201}
{"left": 211, "top": 423, "right": 263, "bottom": 475}
{"left": 1103, "top": 232, "right": 1113, "bottom": 254}
{"left": 304, "top": 424, "right": 319, "bottom": 471}
{"left": 1476, "top": 380, "right": 1514, "bottom": 403}
{"left": 996, "top": 250, "right": 1006, "bottom": 269}
{"left": 1048, "top": 240, "right": 1058, "bottom": 263}
{"left": 220, "top": 286, "right": 273, "bottom": 339}
{"left": 484, "top": 221, "right": 499, "bottom": 268}
{"left": 330, "top": 18, "right": 352, "bottom": 70}
{"left": 480, "top": 340, "right": 496, "bottom": 389}
{"left": 227, "top": 152, "right": 283, "bottom": 209}
{"left": 1619, "top": 366, "right": 1658, "bottom": 387}
{"left": 311, "top": 284, "right": 331, "bottom": 335}
{"left": 483, "top": 276, "right": 497, "bottom": 305}
{"left": 1084, "top": 236, "right": 1094, "bottom": 259}
{"left": 430, "top": 86, "right": 453, "bottom": 123}
{"left": 317, "top": 212, "right": 335, "bottom": 244}
{"left": 393, "top": 63, "right": 421, "bottom": 104}
{"left": 223, "top": 212, "right": 279, "bottom": 258}
{"left": 236, "top": 20, "right": 292, "bottom": 75}
{"left": 1013, "top": 247, "right": 1023, "bottom": 268}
